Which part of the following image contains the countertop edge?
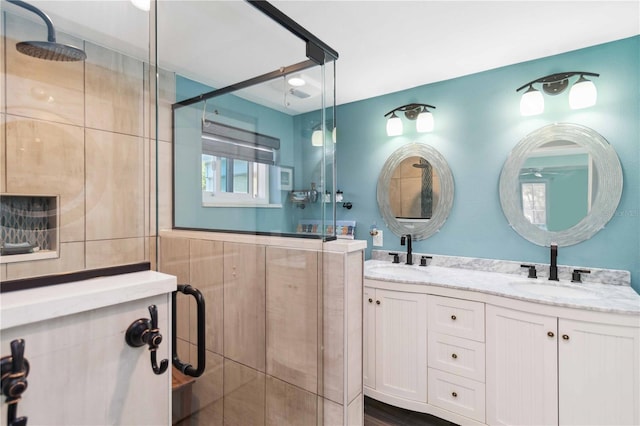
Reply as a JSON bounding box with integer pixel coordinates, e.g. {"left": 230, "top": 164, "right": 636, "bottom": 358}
{"left": 1, "top": 271, "right": 178, "bottom": 330}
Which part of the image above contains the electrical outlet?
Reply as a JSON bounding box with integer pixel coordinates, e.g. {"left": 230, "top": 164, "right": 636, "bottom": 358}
{"left": 373, "top": 230, "right": 383, "bottom": 246}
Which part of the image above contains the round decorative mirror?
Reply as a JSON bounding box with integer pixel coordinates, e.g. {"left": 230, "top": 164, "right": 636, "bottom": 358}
{"left": 499, "top": 123, "right": 622, "bottom": 247}
{"left": 377, "top": 143, "right": 454, "bottom": 240}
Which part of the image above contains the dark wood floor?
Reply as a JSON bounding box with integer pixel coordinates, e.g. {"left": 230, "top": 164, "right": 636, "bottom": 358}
{"left": 364, "top": 397, "right": 458, "bottom": 426}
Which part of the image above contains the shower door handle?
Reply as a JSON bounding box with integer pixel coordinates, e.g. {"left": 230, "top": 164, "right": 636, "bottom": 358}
{"left": 172, "top": 285, "right": 206, "bottom": 377}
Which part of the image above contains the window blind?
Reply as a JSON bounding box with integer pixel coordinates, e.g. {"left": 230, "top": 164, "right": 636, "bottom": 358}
{"left": 202, "top": 119, "right": 280, "bottom": 165}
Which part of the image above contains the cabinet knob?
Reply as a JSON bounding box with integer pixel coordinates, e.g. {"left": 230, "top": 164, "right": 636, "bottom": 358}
{"left": 451, "top": 391, "right": 458, "bottom": 398}
{"left": 547, "top": 331, "right": 555, "bottom": 337}
{"left": 368, "top": 298, "right": 373, "bottom": 303}
{"left": 376, "top": 300, "right": 381, "bottom": 305}
{"left": 450, "top": 315, "right": 457, "bottom": 321}
{"left": 562, "top": 334, "right": 570, "bottom": 340}
{"left": 451, "top": 353, "right": 458, "bottom": 359}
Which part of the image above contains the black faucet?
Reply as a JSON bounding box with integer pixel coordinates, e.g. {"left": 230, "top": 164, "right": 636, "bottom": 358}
{"left": 549, "top": 243, "right": 559, "bottom": 281}
{"left": 401, "top": 234, "right": 413, "bottom": 265}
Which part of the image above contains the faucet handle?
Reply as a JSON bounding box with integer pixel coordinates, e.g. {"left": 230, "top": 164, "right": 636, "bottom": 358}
{"left": 420, "top": 256, "right": 432, "bottom": 267}
{"left": 388, "top": 252, "right": 400, "bottom": 264}
{"left": 571, "top": 269, "right": 590, "bottom": 283}
{"left": 520, "top": 264, "right": 537, "bottom": 279}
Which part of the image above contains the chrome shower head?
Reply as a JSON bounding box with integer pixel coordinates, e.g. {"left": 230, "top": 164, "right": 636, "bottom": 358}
{"left": 7, "top": 0, "right": 87, "bottom": 61}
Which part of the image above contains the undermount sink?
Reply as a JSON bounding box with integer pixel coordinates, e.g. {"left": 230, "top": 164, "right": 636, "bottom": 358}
{"left": 509, "top": 281, "right": 599, "bottom": 299}
{"left": 366, "top": 263, "right": 433, "bottom": 281}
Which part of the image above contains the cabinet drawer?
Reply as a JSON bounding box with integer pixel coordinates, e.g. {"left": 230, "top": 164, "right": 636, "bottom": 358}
{"left": 428, "top": 368, "right": 486, "bottom": 423}
{"left": 428, "top": 296, "right": 484, "bottom": 341}
{"left": 428, "top": 332, "right": 485, "bottom": 382}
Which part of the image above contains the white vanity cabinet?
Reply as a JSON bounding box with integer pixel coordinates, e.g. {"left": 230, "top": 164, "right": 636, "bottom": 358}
{"left": 427, "top": 296, "right": 486, "bottom": 423}
{"left": 363, "top": 286, "right": 428, "bottom": 405}
{"left": 487, "top": 305, "right": 640, "bottom": 426}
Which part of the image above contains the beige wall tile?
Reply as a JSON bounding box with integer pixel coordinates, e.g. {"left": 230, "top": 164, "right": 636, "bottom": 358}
{"left": 347, "top": 251, "right": 363, "bottom": 404}
{"left": 85, "top": 42, "right": 143, "bottom": 136}
{"left": 4, "top": 14, "right": 84, "bottom": 127}
{"left": 266, "top": 375, "right": 317, "bottom": 426}
{"left": 1, "top": 114, "right": 5, "bottom": 193}
{"left": 189, "top": 346, "right": 223, "bottom": 414}
{"left": 148, "top": 236, "right": 157, "bottom": 270}
{"left": 322, "top": 251, "right": 344, "bottom": 404}
{"left": 85, "top": 129, "right": 144, "bottom": 240}
{"left": 1, "top": 264, "right": 7, "bottom": 282}
{"left": 224, "top": 359, "right": 265, "bottom": 426}
{"left": 5, "top": 115, "right": 85, "bottom": 242}
{"left": 6, "top": 241, "right": 84, "bottom": 280}
{"left": 321, "top": 397, "right": 344, "bottom": 426}
{"left": 153, "top": 139, "right": 173, "bottom": 232}
{"left": 85, "top": 237, "right": 145, "bottom": 269}
{"left": 190, "top": 239, "right": 224, "bottom": 355}
{"left": 1, "top": 16, "right": 4, "bottom": 112}
{"left": 347, "top": 393, "right": 363, "bottom": 426}
{"left": 154, "top": 67, "right": 175, "bottom": 143}
{"left": 224, "top": 242, "right": 266, "bottom": 372}
{"left": 144, "top": 137, "right": 150, "bottom": 237}
{"left": 266, "top": 247, "right": 318, "bottom": 394}
{"left": 159, "top": 237, "right": 190, "bottom": 340}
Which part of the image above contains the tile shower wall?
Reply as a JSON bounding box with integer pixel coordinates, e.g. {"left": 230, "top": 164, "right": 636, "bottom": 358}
{"left": 160, "top": 233, "right": 364, "bottom": 425}
{"left": 0, "top": 12, "right": 175, "bottom": 279}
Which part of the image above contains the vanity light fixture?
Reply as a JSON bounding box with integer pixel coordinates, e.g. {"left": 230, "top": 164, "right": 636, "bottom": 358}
{"left": 311, "top": 124, "right": 337, "bottom": 146}
{"left": 384, "top": 103, "right": 436, "bottom": 136}
{"left": 516, "top": 71, "right": 599, "bottom": 116}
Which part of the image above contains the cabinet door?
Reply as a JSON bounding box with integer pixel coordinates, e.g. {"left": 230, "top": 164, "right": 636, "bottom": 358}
{"left": 559, "top": 319, "right": 640, "bottom": 425}
{"left": 374, "top": 289, "right": 427, "bottom": 402}
{"left": 486, "top": 305, "right": 558, "bottom": 426}
{"left": 363, "top": 287, "right": 377, "bottom": 389}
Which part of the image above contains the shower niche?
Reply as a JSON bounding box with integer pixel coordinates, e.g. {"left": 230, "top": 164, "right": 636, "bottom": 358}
{"left": 0, "top": 194, "right": 59, "bottom": 263}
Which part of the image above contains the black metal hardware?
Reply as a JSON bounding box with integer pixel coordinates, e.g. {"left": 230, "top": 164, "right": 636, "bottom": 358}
{"left": 376, "top": 300, "right": 381, "bottom": 305}
{"left": 571, "top": 269, "right": 591, "bottom": 283}
{"left": 368, "top": 298, "right": 373, "bottom": 303}
{"left": 388, "top": 252, "right": 400, "bottom": 264}
{"left": 549, "top": 243, "right": 559, "bottom": 281}
{"left": 172, "top": 285, "right": 206, "bottom": 377}
{"left": 420, "top": 256, "right": 432, "bottom": 267}
{"left": 125, "top": 305, "right": 169, "bottom": 375}
{"left": 520, "top": 264, "right": 538, "bottom": 279}
{"left": 548, "top": 331, "right": 555, "bottom": 337}
{"left": 1, "top": 339, "right": 29, "bottom": 426}
{"left": 400, "top": 234, "right": 413, "bottom": 265}
{"left": 451, "top": 315, "right": 457, "bottom": 321}
{"left": 342, "top": 202, "right": 353, "bottom": 209}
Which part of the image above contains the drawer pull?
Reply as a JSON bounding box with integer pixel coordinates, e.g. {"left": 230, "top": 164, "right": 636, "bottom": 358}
{"left": 562, "top": 334, "right": 570, "bottom": 340}
{"left": 376, "top": 300, "right": 381, "bottom": 305}
{"left": 451, "top": 353, "right": 458, "bottom": 359}
{"left": 450, "top": 315, "right": 457, "bottom": 321}
{"left": 368, "top": 298, "right": 373, "bottom": 303}
{"left": 451, "top": 391, "right": 458, "bottom": 398}
{"left": 547, "top": 331, "right": 555, "bottom": 337}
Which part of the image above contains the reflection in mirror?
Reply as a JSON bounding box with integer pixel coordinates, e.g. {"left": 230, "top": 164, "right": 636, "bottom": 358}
{"left": 500, "top": 123, "right": 622, "bottom": 247}
{"left": 377, "top": 143, "right": 454, "bottom": 241}
{"left": 519, "top": 141, "right": 592, "bottom": 231}
{"left": 389, "top": 157, "right": 440, "bottom": 220}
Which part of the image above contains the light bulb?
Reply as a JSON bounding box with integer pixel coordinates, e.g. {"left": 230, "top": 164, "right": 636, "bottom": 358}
{"left": 386, "top": 113, "right": 403, "bottom": 136}
{"left": 131, "top": 0, "right": 150, "bottom": 11}
{"left": 416, "top": 108, "right": 434, "bottom": 132}
{"left": 520, "top": 85, "right": 544, "bottom": 116}
{"left": 569, "top": 76, "right": 597, "bottom": 109}
{"left": 312, "top": 129, "right": 323, "bottom": 146}
{"left": 288, "top": 76, "right": 306, "bottom": 87}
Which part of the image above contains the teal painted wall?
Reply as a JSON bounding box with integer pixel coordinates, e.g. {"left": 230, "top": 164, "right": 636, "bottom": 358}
{"left": 335, "top": 36, "right": 640, "bottom": 291}
{"left": 173, "top": 76, "right": 299, "bottom": 233}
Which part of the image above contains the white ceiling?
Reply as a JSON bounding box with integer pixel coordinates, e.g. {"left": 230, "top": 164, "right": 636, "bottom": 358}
{"left": 7, "top": 1, "right": 640, "bottom": 113}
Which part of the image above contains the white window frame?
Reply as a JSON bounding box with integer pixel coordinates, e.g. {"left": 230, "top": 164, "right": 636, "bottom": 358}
{"left": 202, "top": 154, "right": 270, "bottom": 207}
{"left": 521, "top": 181, "right": 547, "bottom": 227}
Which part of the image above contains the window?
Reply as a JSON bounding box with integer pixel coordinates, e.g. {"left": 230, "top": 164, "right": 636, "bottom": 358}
{"left": 521, "top": 182, "right": 547, "bottom": 227}
{"left": 202, "top": 155, "right": 269, "bottom": 205}
{"left": 201, "top": 120, "right": 279, "bottom": 207}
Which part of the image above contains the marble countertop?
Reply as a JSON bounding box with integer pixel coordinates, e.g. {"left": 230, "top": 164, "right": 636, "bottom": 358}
{"left": 1, "top": 270, "right": 177, "bottom": 330}
{"left": 365, "top": 260, "right": 640, "bottom": 315}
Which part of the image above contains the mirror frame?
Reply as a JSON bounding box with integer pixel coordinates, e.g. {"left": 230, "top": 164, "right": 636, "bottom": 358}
{"left": 377, "top": 143, "right": 454, "bottom": 240}
{"left": 499, "top": 123, "right": 623, "bottom": 247}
